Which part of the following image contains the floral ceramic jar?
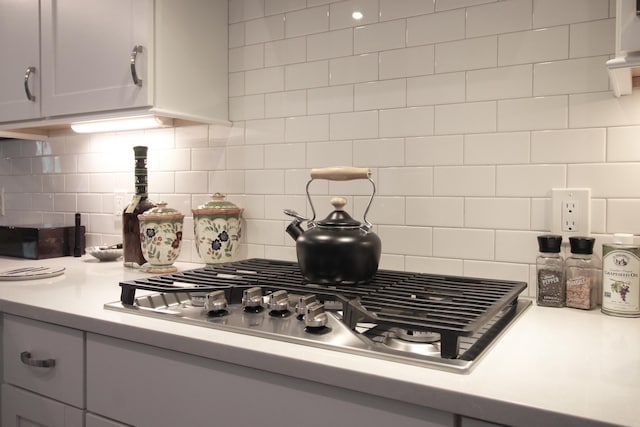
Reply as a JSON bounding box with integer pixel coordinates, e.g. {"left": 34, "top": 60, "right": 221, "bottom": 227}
{"left": 192, "top": 193, "right": 243, "bottom": 265}
{"left": 138, "top": 202, "right": 184, "bottom": 273}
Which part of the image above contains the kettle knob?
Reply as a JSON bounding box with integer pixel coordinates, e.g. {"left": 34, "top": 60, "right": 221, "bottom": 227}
{"left": 330, "top": 197, "right": 347, "bottom": 210}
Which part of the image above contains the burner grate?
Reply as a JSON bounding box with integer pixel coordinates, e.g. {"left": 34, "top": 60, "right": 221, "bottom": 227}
{"left": 118, "top": 258, "right": 527, "bottom": 359}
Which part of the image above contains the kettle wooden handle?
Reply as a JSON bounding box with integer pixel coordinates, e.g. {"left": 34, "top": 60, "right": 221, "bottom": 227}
{"left": 310, "top": 167, "right": 371, "bottom": 181}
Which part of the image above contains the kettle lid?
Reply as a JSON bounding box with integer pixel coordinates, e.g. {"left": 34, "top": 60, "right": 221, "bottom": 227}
{"left": 317, "top": 197, "right": 360, "bottom": 227}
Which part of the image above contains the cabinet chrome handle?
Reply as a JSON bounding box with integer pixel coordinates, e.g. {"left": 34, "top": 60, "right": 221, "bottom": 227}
{"left": 23, "top": 67, "right": 36, "bottom": 102}
{"left": 20, "top": 351, "right": 56, "bottom": 368}
{"left": 130, "top": 45, "right": 143, "bottom": 87}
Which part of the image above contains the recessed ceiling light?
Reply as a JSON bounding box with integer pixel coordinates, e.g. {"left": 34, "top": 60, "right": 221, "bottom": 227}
{"left": 352, "top": 11, "right": 363, "bottom": 20}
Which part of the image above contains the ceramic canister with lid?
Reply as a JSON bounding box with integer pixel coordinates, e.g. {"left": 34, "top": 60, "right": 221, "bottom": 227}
{"left": 138, "top": 201, "right": 184, "bottom": 273}
{"left": 192, "top": 193, "right": 244, "bottom": 265}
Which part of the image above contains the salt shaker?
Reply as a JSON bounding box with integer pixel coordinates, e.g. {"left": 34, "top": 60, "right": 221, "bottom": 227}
{"left": 536, "top": 235, "right": 564, "bottom": 307}
{"left": 565, "top": 236, "right": 600, "bottom": 310}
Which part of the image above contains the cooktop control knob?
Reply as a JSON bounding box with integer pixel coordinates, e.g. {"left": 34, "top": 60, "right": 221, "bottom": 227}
{"left": 204, "top": 290, "right": 228, "bottom": 316}
{"left": 268, "top": 290, "right": 291, "bottom": 317}
{"left": 242, "top": 287, "right": 264, "bottom": 313}
{"left": 295, "top": 294, "right": 317, "bottom": 319}
{"left": 304, "top": 302, "right": 328, "bottom": 329}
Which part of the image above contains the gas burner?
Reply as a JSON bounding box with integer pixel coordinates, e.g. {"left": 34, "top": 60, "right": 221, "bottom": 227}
{"left": 305, "top": 325, "right": 331, "bottom": 335}
{"left": 393, "top": 328, "right": 441, "bottom": 344}
{"left": 383, "top": 330, "right": 441, "bottom": 357}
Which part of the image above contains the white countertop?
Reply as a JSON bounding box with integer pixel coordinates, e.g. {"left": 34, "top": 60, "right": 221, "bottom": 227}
{"left": 0, "top": 256, "right": 637, "bottom": 427}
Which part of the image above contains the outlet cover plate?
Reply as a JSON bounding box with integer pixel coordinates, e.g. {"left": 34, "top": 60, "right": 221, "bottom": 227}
{"left": 551, "top": 188, "right": 591, "bottom": 237}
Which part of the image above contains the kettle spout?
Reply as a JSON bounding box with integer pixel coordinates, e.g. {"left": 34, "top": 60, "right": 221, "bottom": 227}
{"left": 286, "top": 221, "right": 304, "bottom": 241}
{"left": 284, "top": 209, "right": 308, "bottom": 241}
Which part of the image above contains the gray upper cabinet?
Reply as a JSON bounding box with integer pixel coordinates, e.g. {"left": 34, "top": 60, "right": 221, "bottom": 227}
{"left": 0, "top": 0, "right": 228, "bottom": 134}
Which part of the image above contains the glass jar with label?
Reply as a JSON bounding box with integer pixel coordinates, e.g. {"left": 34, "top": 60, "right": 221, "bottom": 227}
{"left": 602, "top": 233, "right": 640, "bottom": 317}
{"left": 565, "top": 237, "right": 600, "bottom": 310}
{"left": 536, "top": 235, "right": 564, "bottom": 307}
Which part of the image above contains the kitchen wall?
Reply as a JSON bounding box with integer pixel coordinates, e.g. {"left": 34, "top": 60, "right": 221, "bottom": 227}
{"left": 2, "top": 0, "right": 640, "bottom": 298}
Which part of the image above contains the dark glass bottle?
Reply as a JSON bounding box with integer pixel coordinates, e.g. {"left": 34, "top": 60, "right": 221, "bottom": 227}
{"left": 123, "top": 146, "right": 155, "bottom": 268}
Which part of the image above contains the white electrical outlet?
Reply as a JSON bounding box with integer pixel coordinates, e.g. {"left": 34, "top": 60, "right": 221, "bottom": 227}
{"left": 551, "top": 188, "right": 591, "bottom": 237}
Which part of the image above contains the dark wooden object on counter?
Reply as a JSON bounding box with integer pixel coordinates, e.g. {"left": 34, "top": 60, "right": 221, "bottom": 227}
{"left": 0, "top": 225, "right": 85, "bottom": 259}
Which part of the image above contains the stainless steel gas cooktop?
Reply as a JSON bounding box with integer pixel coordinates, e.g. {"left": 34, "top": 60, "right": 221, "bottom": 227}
{"left": 105, "top": 258, "right": 531, "bottom": 373}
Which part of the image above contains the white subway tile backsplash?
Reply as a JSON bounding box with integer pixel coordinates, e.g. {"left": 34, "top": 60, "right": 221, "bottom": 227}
{"left": 498, "top": 96, "right": 568, "bottom": 131}
{"left": 465, "top": 198, "right": 530, "bottom": 230}
{"left": 433, "top": 228, "right": 495, "bottom": 261}
{"left": 308, "top": 85, "right": 354, "bottom": 115}
{"left": 405, "top": 256, "right": 463, "bottom": 276}
{"left": 208, "top": 170, "right": 245, "bottom": 194}
{"left": 354, "top": 195, "right": 405, "bottom": 225}
{"left": 463, "top": 260, "right": 530, "bottom": 284}
{"left": 607, "top": 126, "right": 640, "bottom": 161}
{"left": 245, "top": 67, "right": 285, "bottom": 94}
{"left": 229, "top": 72, "right": 245, "bottom": 97}
{"left": 534, "top": 57, "right": 609, "bottom": 96}
{"left": 406, "top": 136, "right": 464, "bottom": 166}
{"left": 531, "top": 128, "right": 606, "bottom": 163}
{"left": 330, "top": 110, "right": 378, "bottom": 140}
{"left": 191, "top": 147, "right": 226, "bottom": 171}
{"left": 285, "top": 61, "right": 329, "bottom": 90}
{"left": 265, "top": 194, "right": 305, "bottom": 219}
{"left": 265, "top": 143, "right": 306, "bottom": 168}
{"left": 378, "top": 167, "right": 433, "bottom": 196}
{"left": 245, "top": 170, "right": 285, "bottom": 194}
{"left": 175, "top": 171, "right": 208, "bottom": 194}
{"left": 466, "top": 0, "right": 532, "bottom": 38}
{"left": 379, "top": 45, "right": 434, "bottom": 80}
{"left": 568, "top": 164, "right": 640, "bottom": 197}
{"left": 378, "top": 225, "right": 432, "bottom": 256}
{"left": 435, "top": 101, "right": 497, "bottom": 135}
{"left": 435, "top": 0, "right": 495, "bottom": 12}
{"left": 495, "top": 230, "right": 541, "bottom": 264}
{"left": 570, "top": 91, "right": 640, "bottom": 128}
{"left": 354, "top": 20, "right": 406, "bottom": 54}
{"left": 265, "top": 90, "right": 307, "bottom": 117}
{"left": 285, "top": 115, "right": 330, "bottom": 141}
{"left": 435, "top": 36, "right": 497, "bottom": 73}
{"left": 265, "top": 0, "right": 305, "bottom": 16}
{"left": 464, "top": 132, "right": 530, "bottom": 165}
{"left": 329, "top": 0, "right": 379, "bottom": 30}
{"left": 406, "top": 197, "right": 464, "bottom": 227}
{"left": 285, "top": 5, "right": 329, "bottom": 37}
{"left": 245, "top": 118, "right": 285, "bottom": 144}
{"left": 498, "top": 27, "right": 569, "bottom": 66}
{"left": 229, "top": 0, "right": 265, "bottom": 23}
{"left": 307, "top": 29, "right": 353, "bottom": 61}
{"left": 353, "top": 138, "right": 404, "bottom": 167}
{"left": 306, "top": 140, "right": 353, "bottom": 168}
{"left": 245, "top": 219, "right": 286, "bottom": 244}
{"left": 380, "top": 0, "right": 434, "bottom": 21}
{"left": 355, "top": 79, "right": 406, "bottom": 111}
{"left": 407, "top": 72, "right": 465, "bottom": 106}
{"left": 496, "top": 165, "right": 566, "bottom": 197}
{"left": 229, "top": 23, "right": 245, "bottom": 48}
{"left": 78, "top": 194, "right": 102, "bottom": 214}
{"left": 265, "top": 37, "right": 306, "bottom": 66}
{"left": 467, "top": 65, "right": 533, "bottom": 102}
{"left": 533, "top": 0, "right": 609, "bottom": 28}
{"left": 229, "top": 94, "right": 266, "bottom": 121}
{"left": 229, "top": 44, "right": 264, "bottom": 72}
{"left": 607, "top": 199, "right": 640, "bottom": 234}
{"left": 570, "top": 19, "right": 615, "bottom": 58}
{"left": 434, "top": 166, "right": 495, "bottom": 197}
{"left": 407, "top": 9, "right": 465, "bottom": 46}
{"left": 330, "top": 54, "right": 378, "bottom": 85}
{"left": 245, "top": 14, "right": 285, "bottom": 45}
{"left": 380, "top": 106, "right": 434, "bottom": 138}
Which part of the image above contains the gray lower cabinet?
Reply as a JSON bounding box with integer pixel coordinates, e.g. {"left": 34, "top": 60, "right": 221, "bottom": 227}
{"left": 1, "top": 383, "right": 83, "bottom": 427}
{"left": 86, "top": 333, "right": 455, "bottom": 427}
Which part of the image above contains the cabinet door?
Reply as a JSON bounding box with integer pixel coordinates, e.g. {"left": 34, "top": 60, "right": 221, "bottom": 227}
{"left": 86, "top": 413, "right": 128, "bottom": 427}
{"left": 40, "top": 0, "right": 152, "bottom": 117}
{"left": 1, "top": 384, "right": 84, "bottom": 427}
{"left": 0, "top": 0, "right": 40, "bottom": 122}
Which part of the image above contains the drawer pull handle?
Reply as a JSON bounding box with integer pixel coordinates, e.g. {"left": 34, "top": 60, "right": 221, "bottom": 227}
{"left": 20, "top": 351, "right": 56, "bottom": 368}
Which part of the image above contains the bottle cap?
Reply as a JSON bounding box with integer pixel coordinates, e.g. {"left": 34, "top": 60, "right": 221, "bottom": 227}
{"left": 537, "top": 235, "right": 562, "bottom": 253}
{"left": 569, "top": 236, "right": 595, "bottom": 254}
{"left": 612, "top": 233, "right": 634, "bottom": 245}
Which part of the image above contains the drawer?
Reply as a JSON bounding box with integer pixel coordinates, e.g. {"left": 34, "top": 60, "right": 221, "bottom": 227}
{"left": 1, "top": 383, "right": 84, "bottom": 427}
{"left": 3, "top": 314, "right": 84, "bottom": 407}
